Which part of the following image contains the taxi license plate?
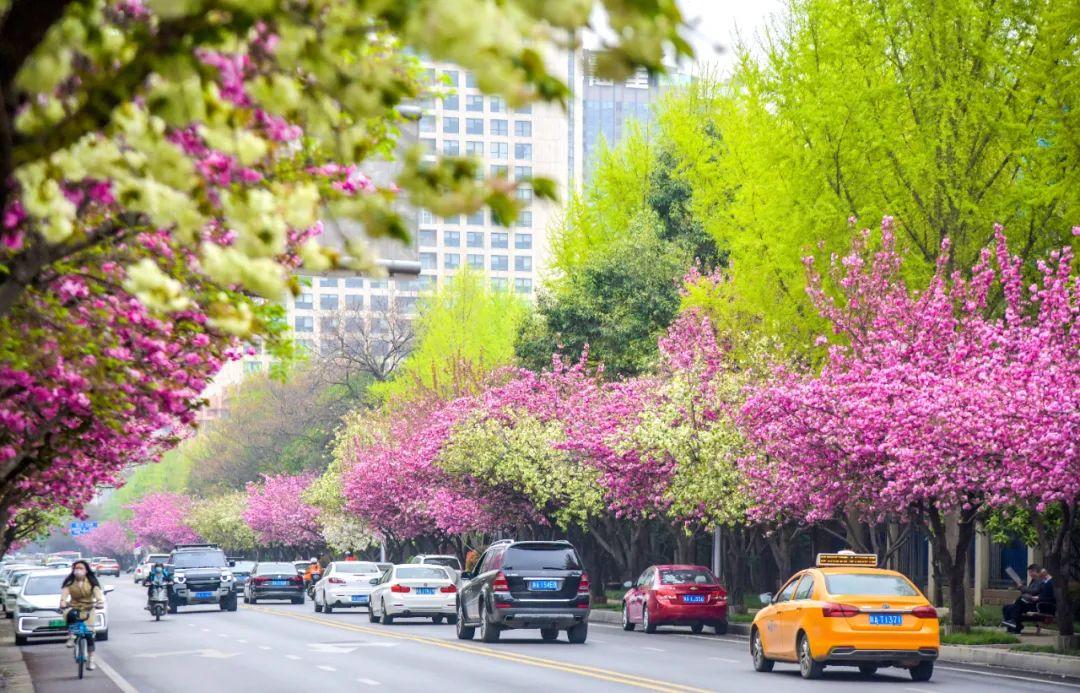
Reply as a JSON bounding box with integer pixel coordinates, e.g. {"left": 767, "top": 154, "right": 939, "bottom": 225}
{"left": 869, "top": 613, "right": 903, "bottom": 626}
{"left": 49, "top": 619, "right": 66, "bottom": 627}
{"left": 194, "top": 591, "right": 214, "bottom": 599}
{"left": 683, "top": 595, "right": 706, "bottom": 604}
{"left": 270, "top": 580, "right": 288, "bottom": 587}
{"left": 351, "top": 595, "right": 369, "bottom": 603}
{"left": 415, "top": 588, "right": 436, "bottom": 595}
{"left": 529, "top": 580, "right": 559, "bottom": 591}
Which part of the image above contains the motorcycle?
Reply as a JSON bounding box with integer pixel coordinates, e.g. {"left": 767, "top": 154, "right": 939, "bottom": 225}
{"left": 305, "top": 573, "right": 321, "bottom": 600}
{"left": 145, "top": 581, "right": 170, "bottom": 621}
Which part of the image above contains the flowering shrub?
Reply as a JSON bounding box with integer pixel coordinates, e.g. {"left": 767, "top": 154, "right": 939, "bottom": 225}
{"left": 126, "top": 492, "right": 200, "bottom": 550}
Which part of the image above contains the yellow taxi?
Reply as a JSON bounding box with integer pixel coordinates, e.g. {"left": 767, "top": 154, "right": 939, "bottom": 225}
{"left": 750, "top": 552, "right": 939, "bottom": 682}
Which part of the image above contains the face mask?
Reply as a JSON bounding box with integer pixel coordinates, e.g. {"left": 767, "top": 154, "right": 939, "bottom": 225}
{"left": 74, "top": 569, "right": 86, "bottom": 578}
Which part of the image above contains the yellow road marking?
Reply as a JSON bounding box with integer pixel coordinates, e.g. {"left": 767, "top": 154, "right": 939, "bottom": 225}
{"left": 246, "top": 606, "right": 711, "bottom": 692}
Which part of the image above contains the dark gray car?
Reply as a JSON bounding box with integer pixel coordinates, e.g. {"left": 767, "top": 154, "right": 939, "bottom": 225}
{"left": 243, "top": 562, "right": 305, "bottom": 604}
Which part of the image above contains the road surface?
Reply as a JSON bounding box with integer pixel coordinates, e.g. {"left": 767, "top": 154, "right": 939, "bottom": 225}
{"left": 19, "top": 577, "right": 1080, "bottom": 692}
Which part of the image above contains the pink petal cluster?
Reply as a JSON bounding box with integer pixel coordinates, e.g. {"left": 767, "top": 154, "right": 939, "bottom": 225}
{"left": 75, "top": 520, "right": 131, "bottom": 557}
{"left": 126, "top": 492, "right": 200, "bottom": 550}
{"left": 242, "top": 474, "right": 324, "bottom": 549}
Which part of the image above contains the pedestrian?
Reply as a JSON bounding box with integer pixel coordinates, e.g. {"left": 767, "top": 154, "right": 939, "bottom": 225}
{"left": 61, "top": 560, "right": 105, "bottom": 670}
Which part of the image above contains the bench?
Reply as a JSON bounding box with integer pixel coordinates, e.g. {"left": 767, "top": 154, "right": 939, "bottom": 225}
{"left": 1020, "top": 609, "right": 1055, "bottom": 634}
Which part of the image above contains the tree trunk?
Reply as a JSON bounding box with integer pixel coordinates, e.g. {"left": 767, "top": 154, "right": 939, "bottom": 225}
{"left": 1035, "top": 503, "right": 1078, "bottom": 651}
{"left": 926, "top": 506, "right": 978, "bottom": 628}
{"left": 673, "top": 526, "right": 695, "bottom": 564}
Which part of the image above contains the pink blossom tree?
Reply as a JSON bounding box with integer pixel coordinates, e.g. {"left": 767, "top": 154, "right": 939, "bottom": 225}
{"left": 242, "top": 474, "right": 323, "bottom": 554}
{"left": 126, "top": 492, "right": 200, "bottom": 551}
{"left": 75, "top": 520, "right": 131, "bottom": 558}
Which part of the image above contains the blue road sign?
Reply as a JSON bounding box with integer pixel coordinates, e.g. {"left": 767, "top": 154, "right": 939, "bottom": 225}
{"left": 69, "top": 521, "right": 98, "bottom": 537}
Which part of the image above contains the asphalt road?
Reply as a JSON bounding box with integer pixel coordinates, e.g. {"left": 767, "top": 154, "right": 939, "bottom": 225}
{"left": 18, "top": 578, "right": 1080, "bottom": 692}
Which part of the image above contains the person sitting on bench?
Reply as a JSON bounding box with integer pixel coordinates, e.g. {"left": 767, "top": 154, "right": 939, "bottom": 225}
{"left": 1004, "top": 567, "right": 1055, "bottom": 634}
{"left": 1002, "top": 564, "right": 1042, "bottom": 633}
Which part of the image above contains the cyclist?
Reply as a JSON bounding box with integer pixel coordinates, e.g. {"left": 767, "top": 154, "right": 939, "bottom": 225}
{"left": 61, "top": 560, "right": 105, "bottom": 671}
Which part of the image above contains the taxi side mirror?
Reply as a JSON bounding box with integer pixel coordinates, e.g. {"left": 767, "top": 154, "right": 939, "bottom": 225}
{"left": 622, "top": 581, "right": 633, "bottom": 589}
{"left": 759, "top": 592, "right": 773, "bottom": 605}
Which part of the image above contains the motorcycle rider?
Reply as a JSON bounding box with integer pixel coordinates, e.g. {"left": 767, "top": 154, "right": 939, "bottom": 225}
{"left": 144, "top": 563, "right": 172, "bottom": 604}
{"left": 303, "top": 558, "right": 321, "bottom": 586}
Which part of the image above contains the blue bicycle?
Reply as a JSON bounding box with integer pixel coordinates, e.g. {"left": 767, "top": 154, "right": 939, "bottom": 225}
{"left": 70, "top": 618, "right": 93, "bottom": 679}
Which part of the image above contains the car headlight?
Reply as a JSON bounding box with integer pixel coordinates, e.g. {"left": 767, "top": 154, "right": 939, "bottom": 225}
{"left": 174, "top": 573, "right": 186, "bottom": 583}
{"left": 220, "top": 571, "right": 233, "bottom": 581}
{"left": 16, "top": 602, "right": 35, "bottom": 613}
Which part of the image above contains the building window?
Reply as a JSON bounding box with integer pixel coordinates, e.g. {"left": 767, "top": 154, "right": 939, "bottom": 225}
{"left": 345, "top": 294, "right": 363, "bottom": 308}
{"left": 419, "top": 115, "right": 435, "bottom": 132}
{"left": 491, "top": 255, "right": 508, "bottom": 271}
{"left": 514, "top": 143, "right": 532, "bottom": 160}
{"left": 466, "top": 118, "right": 484, "bottom": 135}
{"left": 420, "top": 209, "right": 434, "bottom": 225}
{"left": 514, "top": 120, "right": 532, "bottom": 137}
{"left": 491, "top": 142, "right": 508, "bottom": 160}
{"left": 491, "top": 277, "right": 508, "bottom": 292}
{"left": 419, "top": 95, "right": 436, "bottom": 111}
{"left": 295, "top": 315, "right": 314, "bottom": 332}
{"left": 443, "top": 93, "right": 459, "bottom": 110}
{"left": 320, "top": 294, "right": 339, "bottom": 310}
{"left": 467, "top": 231, "right": 484, "bottom": 248}
{"left": 398, "top": 278, "right": 420, "bottom": 292}
{"left": 514, "top": 165, "right": 532, "bottom": 180}
{"left": 419, "top": 229, "right": 436, "bottom": 246}
{"left": 515, "top": 104, "right": 532, "bottom": 115}
{"left": 370, "top": 279, "right": 388, "bottom": 289}
{"left": 515, "top": 186, "right": 532, "bottom": 201}
{"left": 319, "top": 277, "right": 339, "bottom": 287}
{"left": 515, "top": 233, "right": 533, "bottom": 250}
{"left": 443, "top": 139, "right": 460, "bottom": 156}
{"left": 467, "top": 253, "right": 484, "bottom": 269}
{"left": 466, "top": 94, "right": 483, "bottom": 111}
{"left": 490, "top": 119, "right": 508, "bottom": 136}
{"left": 443, "top": 116, "right": 459, "bottom": 134}
{"left": 420, "top": 138, "right": 436, "bottom": 153}
{"left": 444, "top": 253, "right": 460, "bottom": 269}
{"left": 491, "top": 232, "right": 508, "bottom": 248}
{"left": 320, "top": 316, "right": 338, "bottom": 333}
{"left": 296, "top": 292, "right": 313, "bottom": 310}
{"left": 516, "top": 211, "right": 532, "bottom": 227}
{"left": 465, "top": 72, "right": 478, "bottom": 88}
{"left": 466, "top": 210, "right": 485, "bottom": 226}
{"left": 440, "top": 69, "right": 459, "bottom": 85}
{"left": 398, "top": 296, "right": 418, "bottom": 313}
{"left": 419, "top": 274, "right": 436, "bottom": 288}
{"left": 443, "top": 214, "right": 460, "bottom": 225}
{"left": 491, "top": 164, "right": 508, "bottom": 177}
{"left": 444, "top": 231, "right": 460, "bottom": 247}
{"left": 371, "top": 295, "right": 389, "bottom": 311}
{"left": 345, "top": 277, "right": 364, "bottom": 288}
{"left": 466, "top": 141, "right": 484, "bottom": 156}
{"left": 515, "top": 255, "right": 532, "bottom": 272}
{"left": 489, "top": 96, "right": 505, "bottom": 112}
{"left": 420, "top": 252, "right": 437, "bottom": 270}
{"left": 514, "top": 278, "right": 533, "bottom": 294}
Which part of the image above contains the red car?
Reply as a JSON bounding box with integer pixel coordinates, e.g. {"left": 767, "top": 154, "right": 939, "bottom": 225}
{"left": 622, "top": 564, "right": 728, "bottom": 634}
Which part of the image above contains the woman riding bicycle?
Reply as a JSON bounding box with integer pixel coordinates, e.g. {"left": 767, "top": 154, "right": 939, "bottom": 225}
{"left": 61, "top": 560, "right": 105, "bottom": 671}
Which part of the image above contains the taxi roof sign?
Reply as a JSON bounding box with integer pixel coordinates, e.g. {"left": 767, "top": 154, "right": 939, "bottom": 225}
{"left": 816, "top": 552, "right": 878, "bottom": 568}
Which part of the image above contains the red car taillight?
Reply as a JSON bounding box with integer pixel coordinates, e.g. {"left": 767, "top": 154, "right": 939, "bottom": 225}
{"left": 492, "top": 571, "right": 509, "bottom": 592}
{"left": 291, "top": 575, "right": 303, "bottom": 584}
{"left": 578, "top": 572, "right": 590, "bottom": 595}
{"left": 822, "top": 603, "right": 860, "bottom": 618}
{"left": 440, "top": 584, "right": 457, "bottom": 593}
{"left": 390, "top": 584, "right": 411, "bottom": 593}
{"left": 328, "top": 577, "right": 346, "bottom": 585}
{"left": 252, "top": 576, "right": 270, "bottom": 584}
{"left": 911, "top": 605, "right": 937, "bottom": 619}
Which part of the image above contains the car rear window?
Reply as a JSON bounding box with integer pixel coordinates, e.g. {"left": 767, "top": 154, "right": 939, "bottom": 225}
{"left": 396, "top": 567, "right": 448, "bottom": 580}
{"left": 335, "top": 562, "right": 380, "bottom": 574}
{"left": 825, "top": 573, "right": 918, "bottom": 596}
{"left": 24, "top": 575, "right": 66, "bottom": 596}
{"left": 256, "top": 562, "right": 299, "bottom": 574}
{"left": 423, "top": 557, "right": 461, "bottom": 569}
{"left": 502, "top": 545, "right": 581, "bottom": 571}
{"left": 659, "top": 569, "right": 718, "bottom": 585}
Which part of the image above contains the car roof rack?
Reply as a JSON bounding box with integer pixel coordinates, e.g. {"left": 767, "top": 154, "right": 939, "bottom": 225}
{"left": 172, "top": 544, "right": 221, "bottom": 550}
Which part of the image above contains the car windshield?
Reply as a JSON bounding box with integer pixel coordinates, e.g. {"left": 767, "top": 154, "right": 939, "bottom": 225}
{"left": 423, "top": 557, "right": 461, "bottom": 569}
{"left": 232, "top": 561, "right": 256, "bottom": 572}
{"left": 659, "top": 569, "right": 717, "bottom": 585}
{"left": 256, "top": 562, "right": 299, "bottom": 574}
{"left": 145, "top": 555, "right": 169, "bottom": 564}
{"left": 334, "top": 562, "right": 380, "bottom": 574}
{"left": 396, "top": 567, "right": 448, "bottom": 580}
{"left": 171, "top": 551, "right": 227, "bottom": 569}
{"left": 503, "top": 545, "right": 581, "bottom": 571}
{"left": 24, "top": 575, "right": 66, "bottom": 596}
{"left": 825, "top": 573, "right": 919, "bottom": 596}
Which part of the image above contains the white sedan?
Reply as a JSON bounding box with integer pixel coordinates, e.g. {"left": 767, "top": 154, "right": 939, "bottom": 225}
{"left": 368, "top": 565, "right": 458, "bottom": 624}
{"left": 4, "top": 567, "right": 49, "bottom": 616}
{"left": 13, "top": 569, "right": 115, "bottom": 646}
{"left": 312, "top": 561, "right": 383, "bottom": 613}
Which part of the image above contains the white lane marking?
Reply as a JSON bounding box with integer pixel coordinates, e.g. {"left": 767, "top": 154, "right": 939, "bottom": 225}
{"left": 710, "top": 656, "right": 740, "bottom": 664}
{"left": 936, "top": 665, "right": 1080, "bottom": 688}
{"left": 642, "top": 646, "right": 665, "bottom": 652}
{"left": 217, "top": 633, "right": 228, "bottom": 637}
{"left": 187, "top": 623, "right": 195, "bottom": 627}
{"left": 906, "top": 688, "right": 934, "bottom": 693}
{"left": 96, "top": 656, "right": 139, "bottom": 693}
{"left": 317, "top": 665, "right": 337, "bottom": 672}
{"left": 285, "top": 654, "right": 302, "bottom": 660}
{"left": 237, "top": 639, "right": 247, "bottom": 643}
{"left": 258, "top": 645, "right": 272, "bottom": 651}
{"left": 200, "top": 628, "right": 210, "bottom": 632}
{"left": 357, "top": 678, "right": 381, "bottom": 686}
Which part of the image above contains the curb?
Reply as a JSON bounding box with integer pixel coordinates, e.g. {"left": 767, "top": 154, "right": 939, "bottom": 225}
{"left": 0, "top": 622, "right": 33, "bottom": 692}
{"left": 588, "top": 609, "right": 1079, "bottom": 678}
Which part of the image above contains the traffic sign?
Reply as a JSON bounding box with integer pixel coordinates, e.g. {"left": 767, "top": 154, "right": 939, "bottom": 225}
{"left": 68, "top": 520, "right": 98, "bottom": 537}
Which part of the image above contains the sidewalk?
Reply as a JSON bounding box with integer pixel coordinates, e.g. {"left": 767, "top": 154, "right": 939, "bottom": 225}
{"left": 588, "top": 609, "right": 1080, "bottom": 678}
{"left": 0, "top": 622, "right": 33, "bottom": 692}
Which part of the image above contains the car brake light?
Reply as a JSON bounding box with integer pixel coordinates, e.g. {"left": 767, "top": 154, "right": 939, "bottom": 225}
{"left": 252, "top": 576, "right": 269, "bottom": 584}
{"left": 440, "top": 584, "right": 457, "bottom": 593}
{"left": 822, "top": 602, "right": 860, "bottom": 618}
{"left": 328, "top": 577, "right": 346, "bottom": 585}
{"left": 390, "top": 584, "right": 411, "bottom": 593}
{"left": 911, "top": 605, "right": 937, "bottom": 619}
{"left": 493, "top": 571, "right": 509, "bottom": 592}
{"left": 578, "top": 572, "right": 590, "bottom": 595}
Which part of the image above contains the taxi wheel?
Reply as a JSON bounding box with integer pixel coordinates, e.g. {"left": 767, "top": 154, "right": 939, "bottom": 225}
{"left": 909, "top": 661, "right": 934, "bottom": 682}
{"left": 858, "top": 664, "right": 878, "bottom": 677}
{"left": 751, "top": 628, "right": 774, "bottom": 672}
{"left": 797, "top": 633, "right": 825, "bottom": 680}
{"left": 643, "top": 605, "right": 657, "bottom": 634}
{"left": 690, "top": 623, "right": 704, "bottom": 634}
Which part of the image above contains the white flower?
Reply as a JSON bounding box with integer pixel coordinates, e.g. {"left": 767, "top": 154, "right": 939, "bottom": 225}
{"left": 122, "top": 258, "right": 191, "bottom": 312}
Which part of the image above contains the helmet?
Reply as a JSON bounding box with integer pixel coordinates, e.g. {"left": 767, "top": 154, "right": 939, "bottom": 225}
{"left": 310, "top": 558, "right": 318, "bottom": 563}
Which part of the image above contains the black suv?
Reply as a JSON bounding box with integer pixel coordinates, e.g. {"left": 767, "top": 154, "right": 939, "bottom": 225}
{"left": 455, "top": 540, "right": 590, "bottom": 643}
{"left": 167, "top": 544, "right": 237, "bottom": 613}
